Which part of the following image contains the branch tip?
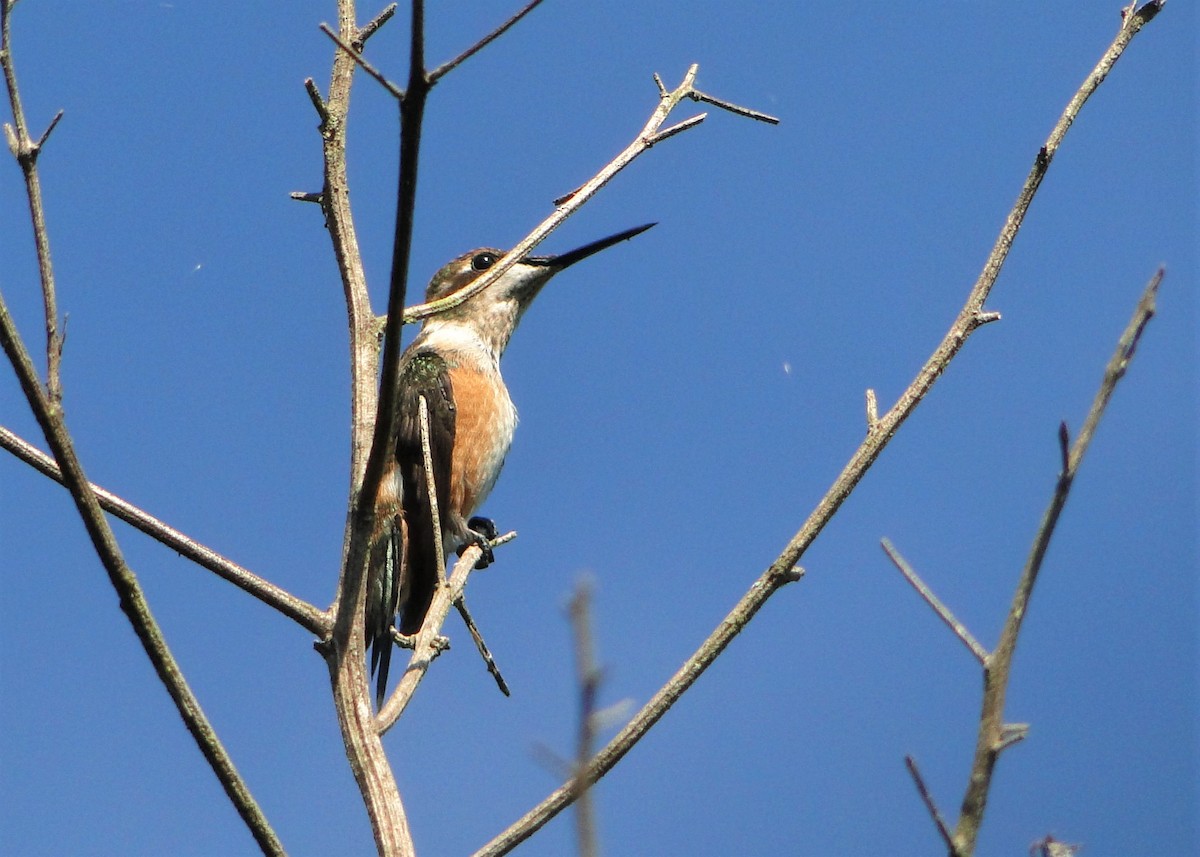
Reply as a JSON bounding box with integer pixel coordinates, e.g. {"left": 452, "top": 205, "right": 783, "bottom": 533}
{"left": 304, "top": 77, "right": 328, "bottom": 122}
{"left": 35, "top": 108, "right": 64, "bottom": 151}
{"left": 905, "top": 755, "right": 957, "bottom": 855}
{"left": 359, "top": 3, "right": 398, "bottom": 44}
{"left": 429, "top": 0, "right": 547, "bottom": 83}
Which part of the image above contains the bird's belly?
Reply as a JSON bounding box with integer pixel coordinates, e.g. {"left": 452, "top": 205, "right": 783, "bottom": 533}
{"left": 449, "top": 367, "right": 517, "bottom": 518}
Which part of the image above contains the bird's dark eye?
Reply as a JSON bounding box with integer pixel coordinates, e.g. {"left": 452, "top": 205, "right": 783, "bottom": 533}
{"left": 471, "top": 252, "right": 497, "bottom": 272}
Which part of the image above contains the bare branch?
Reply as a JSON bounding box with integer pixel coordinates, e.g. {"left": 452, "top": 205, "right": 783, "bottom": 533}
{"left": 375, "top": 532, "right": 515, "bottom": 734}
{"left": 905, "top": 755, "right": 958, "bottom": 856}
{"left": 429, "top": 0, "right": 547, "bottom": 84}
{"left": 1, "top": 2, "right": 63, "bottom": 402}
{"left": 303, "top": 77, "right": 328, "bottom": 123}
{"left": 688, "top": 87, "right": 779, "bottom": 124}
{"left": 319, "top": 22, "right": 404, "bottom": 99}
{"left": 476, "top": 12, "right": 1163, "bottom": 855}
{"left": 314, "top": 2, "right": 413, "bottom": 851}
{"left": 404, "top": 63, "right": 769, "bottom": 325}
{"left": 0, "top": 426, "right": 330, "bottom": 636}
{"left": 569, "top": 580, "right": 602, "bottom": 857}
{"left": 1, "top": 295, "right": 284, "bottom": 856}
{"left": 2, "top": 3, "right": 284, "bottom": 850}
{"left": 952, "top": 268, "right": 1164, "bottom": 855}
{"left": 881, "top": 538, "right": 989, "bottom": 665}
{"left": 455, "top": 596, "right": 511, "bottom": 697}
{"left": 359, "top": 3, "right": 398, "bottom": 44}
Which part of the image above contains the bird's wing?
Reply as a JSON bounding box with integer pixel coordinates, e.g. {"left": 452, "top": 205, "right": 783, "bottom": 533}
{"left": 394, "top": 350, "right": 457, "bottom": 635}
{"left": 368, "top": 349, "right": 457, "bottom": 709}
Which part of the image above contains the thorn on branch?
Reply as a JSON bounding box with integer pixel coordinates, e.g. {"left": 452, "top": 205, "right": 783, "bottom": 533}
{"left": 290, "top": 191, "right": 324, "bottom": 204}
{"left": 974, "top": 310, "right": 1002, "bottom": 326}
{"left": 865, "top": 388, "right": 879, "bottom": 432}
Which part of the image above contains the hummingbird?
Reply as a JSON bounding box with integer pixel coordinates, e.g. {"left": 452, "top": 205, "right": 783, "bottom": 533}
{"left": 367, "top": 222, "right": 655, "bottom": 707}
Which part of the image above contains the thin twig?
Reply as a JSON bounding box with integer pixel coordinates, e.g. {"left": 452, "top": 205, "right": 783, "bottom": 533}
{"left": 319, "top": 22, "right": 404, "bottom": 99}
{"left": 419, "top": 394, "right": 447, "bottom": 581}
{"left": 429, "top": 0, "right": 547, "bottom": 83}
{"left": 952, "top": 267, "right": 1164, "bottom": 855}
{"left": 376, "top": 531, "right": 516, "bottom": 734}
{"left": 688, "top": 88, "right": 779, "bottom": 124}
{"left": 2, "top": 2, "right": 63, "bottom": 403}
{"left": 455, "top": 596, "right": 511, "bottom": 697}
{"left": 403, "top": 64, "right": 759, "bottom": 325}
{"left": 0, "top": 426, "right": 330, "bottom": 636}
{"left": 881, "top": 538, "right": 989, "bottom": 665}
{"left": 905, "top": 755, "right": 958, "bottom": 856}
{"left": 475, "top": 11, "right": 1163, "bottom": 854}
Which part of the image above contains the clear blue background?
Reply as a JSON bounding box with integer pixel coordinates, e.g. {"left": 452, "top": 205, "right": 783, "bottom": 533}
{"left": 1, "top": 2, "right": 1195, "bottom": 855}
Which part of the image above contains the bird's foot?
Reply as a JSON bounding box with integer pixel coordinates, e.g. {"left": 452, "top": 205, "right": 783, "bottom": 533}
{"left": 458, "top": 516, "right": 498, "bottom": 569}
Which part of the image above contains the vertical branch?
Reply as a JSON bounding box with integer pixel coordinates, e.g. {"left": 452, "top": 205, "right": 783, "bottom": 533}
{"left": 1, "top": 1, "right": 63, "bottom": 402}
{"left": 314, "top": 3, "right": 415, "bottom": 854}
{"left": 568, "top": 581, "right": 602, "bottom": 857}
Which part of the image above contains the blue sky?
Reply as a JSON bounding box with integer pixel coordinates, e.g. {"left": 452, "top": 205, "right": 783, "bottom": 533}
{"left": 1, "top": 2, "right": 1195, "bottom": 855}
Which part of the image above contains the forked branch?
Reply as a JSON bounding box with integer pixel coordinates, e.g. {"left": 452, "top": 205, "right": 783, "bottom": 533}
{"left": 1, "top": 3, "right": 283, "bottom": 851}
{"left": 475, "top": 6, "right": 1164, "bottom": 854}
{"left": 950, "top": 268, "right": 1164, "bottom": 855}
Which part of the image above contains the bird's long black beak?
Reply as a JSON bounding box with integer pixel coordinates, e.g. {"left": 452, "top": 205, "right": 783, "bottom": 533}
{"left": 527, "top": 223, "right": 656, "bottom": 270}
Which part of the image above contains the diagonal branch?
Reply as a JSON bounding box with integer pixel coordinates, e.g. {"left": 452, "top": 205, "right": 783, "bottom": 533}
{"left": 2, "top": 3, "right": 283, "bottom": 851}
{"left": 881, "top": 538, "right": 989, "bottom": 665}
{"left": 952, "top": 267, "right": 1164, "bottom": 855}
{"left": 0, "top": 426, "right": 330, "bottom": 636}
{"left": 403, "top": 64, "right": 765, "bottom": 326}
{"left": 428, "top": 0, "right": 548, "bottom": 83}
{"left": 474, "top": 7, "right": 1164, "bottom": 854}
{"left": 906, "top": 755, "right": 957, "bottom": 856}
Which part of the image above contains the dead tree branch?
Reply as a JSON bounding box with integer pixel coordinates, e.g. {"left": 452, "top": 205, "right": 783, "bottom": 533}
{"left": 1, "top": 2, "right": 284, "bottom": 851}
{"left": 475, "top": 6, "right": 1164, "bottom": 853}
{"left": 951, "top": 267, "right": 1164, "bottom": 855}
{"left": 0, "top": 426, "right": 331, "bottom": 636}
